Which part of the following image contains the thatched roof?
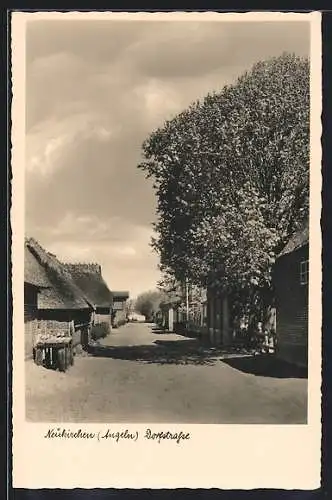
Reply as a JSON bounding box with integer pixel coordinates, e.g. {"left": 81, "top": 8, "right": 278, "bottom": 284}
{"left": 278, "top": 222, "right": 309, "bottom": 258}
{"left": 24, "top": 244, "right": 50, "bottom": 288}
{"left": 25, "top": 238, "right": 93, "bottom": 310}
{"left": 63, "top": 263, "right": 112, "bottom": 308}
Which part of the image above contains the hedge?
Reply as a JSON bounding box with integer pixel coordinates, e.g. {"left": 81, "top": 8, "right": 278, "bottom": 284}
{"left": 91, "top": 322, "right": 111, "bottom": 341}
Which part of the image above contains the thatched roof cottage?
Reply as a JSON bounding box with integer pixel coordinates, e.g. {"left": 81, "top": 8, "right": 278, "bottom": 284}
{"left": 24, "top": 243, "right": 50, "bottom": 359}
{"left": 25, "top": 243, "right": 51, "bottom": 290}
{"left": 63, "top": 263, "right": 113, "bottom": 325}
{"left": 24, "top": 238, "right": 95, "bottom": 359}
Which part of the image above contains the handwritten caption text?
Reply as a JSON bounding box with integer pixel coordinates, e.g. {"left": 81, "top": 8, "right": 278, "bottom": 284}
{"left": 44, "top": 427, "right": 191, "bottom": 444}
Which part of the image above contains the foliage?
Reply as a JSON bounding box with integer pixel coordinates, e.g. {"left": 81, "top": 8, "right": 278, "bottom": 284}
{"left": 157, "top": 272, "right": 207, "bottom": 331}
{"left": 138, "top": 53, "right": 309, "bottom": 309}
{"left": 134, "top": 290, "right": 165, "bottom": 321}
{"left": 112, "top": 310, "right": 127, "bottom": 328}
{"left": 124, "top": 299, "right": 135, "bottom": 316}
{"left": 91, "top": 322, "right": 111, "bottom": 341}
{"left": 157, "top": 273, "right": 184, "bottom": 307}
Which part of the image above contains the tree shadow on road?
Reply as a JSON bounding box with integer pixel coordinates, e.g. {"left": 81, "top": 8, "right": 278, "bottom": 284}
{"left": 87, "top": 338, "right": 253, "bottom": 366}
{"left": 88, "top": 338, "right": 307, "bottom": 377}
{"left": 221, "top": 354, "right": 308, "bottom": 379}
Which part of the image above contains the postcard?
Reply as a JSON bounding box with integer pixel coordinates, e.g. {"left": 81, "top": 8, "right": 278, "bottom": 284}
{"left": 11, "top": 10, "right": 322, "bottom": 489}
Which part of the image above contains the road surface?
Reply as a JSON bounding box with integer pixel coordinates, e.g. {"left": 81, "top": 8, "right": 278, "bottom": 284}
{"left": 25, "top": 322, "right": 307, "bottom": 423}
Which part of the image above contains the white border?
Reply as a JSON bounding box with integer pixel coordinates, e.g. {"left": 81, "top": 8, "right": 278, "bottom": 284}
{"left": 11, "top": 11, "right": 322, "bottom": 489}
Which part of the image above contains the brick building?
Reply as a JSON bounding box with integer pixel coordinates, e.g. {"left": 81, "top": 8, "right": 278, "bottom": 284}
{"left": 273, "top": 223, "right": 309, "bottom": 367}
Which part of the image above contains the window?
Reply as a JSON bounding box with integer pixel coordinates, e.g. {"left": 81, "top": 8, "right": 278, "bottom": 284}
{"left": 300, "top": 260, "right": 309, "bottom": 285}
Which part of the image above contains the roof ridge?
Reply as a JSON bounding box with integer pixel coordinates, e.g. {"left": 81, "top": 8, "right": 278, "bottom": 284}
{"left": 278, "top": 221, "right": 309, "bottom": 258}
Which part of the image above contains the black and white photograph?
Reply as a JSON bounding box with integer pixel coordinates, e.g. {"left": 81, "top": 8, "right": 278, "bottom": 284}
{"left": 12, "top": 11, "right": 322, "bottom": 490}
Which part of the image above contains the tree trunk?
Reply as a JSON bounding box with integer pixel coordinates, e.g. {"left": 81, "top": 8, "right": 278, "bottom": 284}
{"left": 168, "top": 308, "right": 174, "bottom": 332}
{"left": 208, "top": 290, "right": 215, "bottom": 344}
{"left": 222, "top": 294, "right": 231, "bottom": 346}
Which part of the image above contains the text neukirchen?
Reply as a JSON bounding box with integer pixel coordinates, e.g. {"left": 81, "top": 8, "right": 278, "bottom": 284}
{"left": 44, "top": 428, "right": 96, "bottom": 439}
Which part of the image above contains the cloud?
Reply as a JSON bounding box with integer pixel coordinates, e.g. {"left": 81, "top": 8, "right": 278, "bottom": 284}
{"left": 41, "top": 213, "right": 160, "bottom": 297}
{"left": 122, "top": 21, "right": 310, "bottom": 79}
{"left": 26, "top": 19, "right": 148, "bottom": 66}
{"left": 25, "top": 18, "right": 310, "bottom": 296}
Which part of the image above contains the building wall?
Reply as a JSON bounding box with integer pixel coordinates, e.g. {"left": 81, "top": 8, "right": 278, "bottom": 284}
{"left": 95, "top": 307, "right": 111, "bottom": 325}
{"left": 24, "top": 283, "right": 39, "bottom": 360}
{"left": 95, "top": 313, "right": 111, "bottom": 324}
{"left": 72, "top": 309, "right": 93, "bottom": 349}
{"left": 274, "top": 245, "right": 309, "bottom": 367}
{"left": 112, "top": 300, "right": 127, "bottom": 311}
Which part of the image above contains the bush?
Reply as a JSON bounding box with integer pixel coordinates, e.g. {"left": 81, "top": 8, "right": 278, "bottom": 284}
{"left": 113, "top": 318, "right": 126, "bottom": 328}
{"left": 174, "top": 321, "right": 187, "bottom": 334}
{"left": 112, "top": 310, "right": 127, "bottom": 328}
{"left": 91, "top": 322, "right": 111, "bottom": 341}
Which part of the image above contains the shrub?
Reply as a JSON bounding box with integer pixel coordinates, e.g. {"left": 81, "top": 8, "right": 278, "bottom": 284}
{"left": 174, "top": 321, "right": 186, "bottom": 334}
{"left": 112, "top": 310, "right": 127, "bottom": 328}
{"left": 113, "top": 317, "right": 126, "bottom": 328}
{"left": 91, "top": 322, "right": 111, "bottom": 341}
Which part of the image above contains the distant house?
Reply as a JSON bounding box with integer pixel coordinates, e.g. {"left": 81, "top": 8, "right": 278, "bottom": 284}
{"left": 24, "top": 238, "right": 95, "bottom": 360}
{"left": 273, "top": 223, "right": 309, "bottom": 367}
{"left": 111, "top": 291, "right": 129, "bottom": 327}
{"left": 64, "top": 263, "right": 113, "bottom": 325}
{"left": 158, "top": 300, "right": 175, "bottom": 332}
{"left": 159, "top": 286, "right": 208, "bottom": 337}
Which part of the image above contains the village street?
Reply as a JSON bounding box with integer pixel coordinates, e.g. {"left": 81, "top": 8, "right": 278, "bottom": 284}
{"left": 25, "top": 322, "right": 307, "bottom": 424}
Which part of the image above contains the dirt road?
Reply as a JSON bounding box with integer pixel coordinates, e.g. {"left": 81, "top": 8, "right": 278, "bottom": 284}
{"left": 25, "top": 322, "right": 307, "bottom": 423}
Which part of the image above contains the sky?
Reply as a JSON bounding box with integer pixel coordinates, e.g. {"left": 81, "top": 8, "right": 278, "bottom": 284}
{"left": 25, "top": 17, "right": 310, "bottom": 299}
